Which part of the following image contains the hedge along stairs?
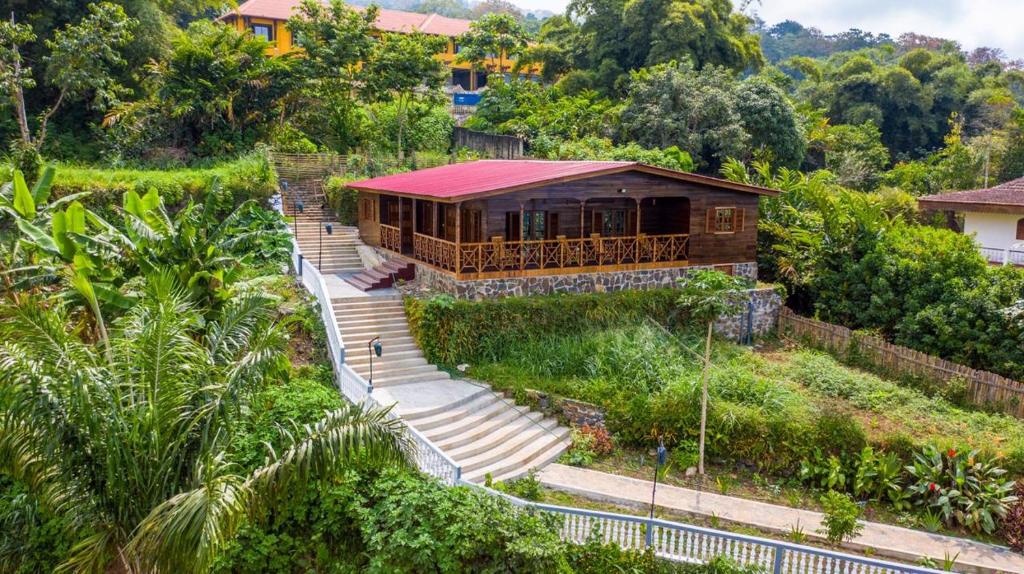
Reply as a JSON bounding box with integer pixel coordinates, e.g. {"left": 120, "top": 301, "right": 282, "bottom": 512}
{"left": 281, "top": 179, "right": 366, "bottom": 275}
{"left": 333, "top": 294, "right": 572, "bottom": 483}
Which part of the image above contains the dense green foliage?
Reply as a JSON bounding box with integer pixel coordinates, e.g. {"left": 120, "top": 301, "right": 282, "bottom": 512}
{"left": 724, "top": 159, "right": 1024, "bottom": 380}
{"left": 44, "top": 152, "right": 277, "bottom": 211}
{"left": 409, "top": 289, "right": 1024, "bottom": 539}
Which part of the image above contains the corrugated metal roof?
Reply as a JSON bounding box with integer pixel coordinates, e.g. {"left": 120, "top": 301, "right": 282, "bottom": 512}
{"left": 226, "top": 0, "right": 471, "bottom": 37}
{"left": 346, "top": 160, "right": 780, "bottom": 201}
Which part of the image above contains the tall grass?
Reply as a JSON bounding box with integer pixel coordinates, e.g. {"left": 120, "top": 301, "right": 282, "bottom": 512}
{"left": 43, "top": 151, "right": 276, "bottom": 211}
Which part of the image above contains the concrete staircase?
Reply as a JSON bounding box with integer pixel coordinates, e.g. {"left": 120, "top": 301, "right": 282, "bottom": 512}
{"left": 333, "top": 295, "right": 572, "bottom": 483}
{"left": 282, "top": 182, "right": 366, "bottom": 275}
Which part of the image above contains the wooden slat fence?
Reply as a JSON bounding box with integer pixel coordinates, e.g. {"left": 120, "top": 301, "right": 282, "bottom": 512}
{"left": 271, "top": 152, "right": 347, "bottom": 181}
{"left": 778, "top": 308, "right": 1024, "bottom": 418}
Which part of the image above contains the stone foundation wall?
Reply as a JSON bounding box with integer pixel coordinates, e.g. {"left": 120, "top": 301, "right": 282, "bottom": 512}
{"left": 413, "top": 262, "right": 758, "bottom": 300}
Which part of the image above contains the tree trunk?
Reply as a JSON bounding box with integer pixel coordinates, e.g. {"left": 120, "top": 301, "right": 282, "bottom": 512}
{"left": 698, "top": 320, "right": 712, "bottom": 475}
{"left": 397, "top": 115, "right": 404, "bottom": 163}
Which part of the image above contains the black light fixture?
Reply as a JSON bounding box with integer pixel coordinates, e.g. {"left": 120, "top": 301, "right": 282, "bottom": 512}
{"left": 296, "top": 200, "right": 304, "bottom": 213}
{"left": 367, "top": 336, "right": 383, "bottom": 390}
{"left": 319, "top": 223, "right": 333, "bottom": 267}
{"left": 649, "top": 436, "right": 667, "bottom": 522}
{"left": 617, "top": 188, "right": 628, "bottom": 194}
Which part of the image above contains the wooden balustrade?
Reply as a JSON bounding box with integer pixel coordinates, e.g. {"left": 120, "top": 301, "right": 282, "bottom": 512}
{"left": 402, "top": 232, "right": 689, "bottom": 279}
{"left": 380, "top": 224, "right": 401, "bottom": 253}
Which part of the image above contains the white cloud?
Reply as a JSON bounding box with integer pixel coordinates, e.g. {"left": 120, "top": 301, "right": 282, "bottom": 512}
{"left": 509, "top": 0, "right": 1024, "bottom": 60}
{"left": 753, "top": 0, "right": 1024, "bottom": 59}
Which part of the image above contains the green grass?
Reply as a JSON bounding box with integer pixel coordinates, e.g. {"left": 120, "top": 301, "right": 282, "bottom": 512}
{"left": 40, "top": 152, "right": 276, "bottom": 211}
{"left": 464, "top": 324, "right": 1024, "bottom": 475}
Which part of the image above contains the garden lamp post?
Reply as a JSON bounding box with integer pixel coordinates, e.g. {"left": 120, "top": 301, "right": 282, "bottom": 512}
{"left": 650, "top": 437, "right": 666, "bottom": 520}
{"left": 320, "top": 223, "right": 332, "bottom": 268}
{"left": 645, "top": 437, "right": 667, "bottom": 547}
{"left": 367, "top": 336, "right": 382, "bottom": 391}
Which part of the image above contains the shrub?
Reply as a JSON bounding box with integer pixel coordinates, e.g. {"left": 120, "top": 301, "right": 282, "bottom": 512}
{"left": 906, "top": 446, "right": 1016, "bottom": 534}
{"left": 324, "top": 176, "right": 358, "bottom": 225}
{"left": 818, "top": 491, "right": 864, "bottom": 545}
{"left": 405, "top": 290, "right": 682, "bottom": 366}
{"left": 1001, "top": 481, "right": 1024, "bottom": 550}
{"left": 495, "top": 469, "right": 544, "bottom": 501}
{"left": 814, "top": 410, "right": 867, "bottom": 461}
{"left": 580, "top": 424, "right": 614, "bottom": 456}
{"left": 565, "top": 427, "right": 599, "bottom": 467}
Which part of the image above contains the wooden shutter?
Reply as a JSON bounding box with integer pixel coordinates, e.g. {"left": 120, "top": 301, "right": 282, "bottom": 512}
{"left": 735, "top": 208, "right": 744, "bottom": 232}
{"left": 706, "top": 208, "right": 716, "bottom": 233}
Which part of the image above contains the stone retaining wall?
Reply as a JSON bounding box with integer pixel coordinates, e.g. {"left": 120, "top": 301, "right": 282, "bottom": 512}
{"left": 413, "top": 262, "right": 758, "bottom": 300}
{"left": 525, "top": 389, "right": 607, "bottom": 429}
{"left": 713, "top": 286, "right": 784, "bottom": 341}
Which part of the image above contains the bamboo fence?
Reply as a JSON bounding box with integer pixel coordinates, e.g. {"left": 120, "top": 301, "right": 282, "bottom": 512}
{"left": 778, "top": 307, "right": 1024, "bottom": 418}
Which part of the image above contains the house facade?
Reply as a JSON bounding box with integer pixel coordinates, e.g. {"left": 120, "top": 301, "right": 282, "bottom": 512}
{"left": 919, "top": 177, "right": 1024, "bottom": 266}
{"left": 220, "top": 0, "right": 540, "bottom": 89}
{"left": 347, "top": 160, "right": 776, "bottom": 298}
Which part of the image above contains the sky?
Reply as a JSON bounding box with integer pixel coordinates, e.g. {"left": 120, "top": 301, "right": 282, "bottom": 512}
{"left": 509, "top": 0, "right": 1024, "bottom": 60}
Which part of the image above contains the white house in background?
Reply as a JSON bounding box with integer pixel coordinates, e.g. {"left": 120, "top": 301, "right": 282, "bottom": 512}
{"left": 919, "top": 177, "right": 1024, "bottom": 266}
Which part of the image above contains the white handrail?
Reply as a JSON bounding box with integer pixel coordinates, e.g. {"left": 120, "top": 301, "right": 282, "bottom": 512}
{"left": 275, "top": 193, "right": 460, "bottom": 484}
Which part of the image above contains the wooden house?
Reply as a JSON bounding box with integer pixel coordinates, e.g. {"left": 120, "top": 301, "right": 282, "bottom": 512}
{"left": 346, "top": 161, "right": 777, "bottom": 294}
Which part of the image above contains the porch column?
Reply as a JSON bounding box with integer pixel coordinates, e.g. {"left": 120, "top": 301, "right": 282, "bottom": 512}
{"left": 519, "top": 203, "right": 525, "bottom": 271}
{"left": 455, "top": 202, "right": 462, "bottom": 274}
{"left": 634, "top": 197, "right": 642, "bottom": 261}
{"left": 433, "top": 201, "right": 439, "bottom": 238}
{"left": 579, "top": 200, "right": 586, "bottom": 239}
{"left": 397, "top": 198, "right": 403, "bottom": 253}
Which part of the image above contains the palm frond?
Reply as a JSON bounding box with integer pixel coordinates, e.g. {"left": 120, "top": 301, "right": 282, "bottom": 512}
{"left": 127, "top": 455, "right": 249, "bottom": 574}
{"left": 247, "top": 403, "right": 412, "bottom": 496}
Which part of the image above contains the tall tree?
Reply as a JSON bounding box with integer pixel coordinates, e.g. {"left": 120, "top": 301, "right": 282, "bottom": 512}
{"left": 620, "top": 61, "right": 748, "bottom": 171}
{"left": 362, "top": 32, "right": 447, "bottom": 160}
{"left": 0, "top": 284, "right": 411, "bottom": 572}
{"left": 456, "top": 13, "right": 528, "bottom": 76}
{"left": 675, "top": 269, "right": 748, "bottom": 475}
{"left": 287, "top": 0, "right": 378, "bottom": 153}
{"left": 0, "top": 2, "right": 134, "bottom": 152}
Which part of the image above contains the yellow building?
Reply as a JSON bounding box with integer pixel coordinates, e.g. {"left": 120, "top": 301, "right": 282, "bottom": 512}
{"left": 220, "top": 0, "right": 541, "bottom": 90}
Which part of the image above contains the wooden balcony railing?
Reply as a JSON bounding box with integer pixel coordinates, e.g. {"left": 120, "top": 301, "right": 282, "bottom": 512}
{"left": 408, "top": 233, "right": 689, "bottom": 278}
{"left": 381, "top": 224, "right": 401, "bottom": 253}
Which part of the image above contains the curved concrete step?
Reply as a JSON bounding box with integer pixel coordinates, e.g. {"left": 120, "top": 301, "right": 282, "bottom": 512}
{"left": 464, "top": 430, "right": 571, "bottom": 483}
{"left": 412, "top": 393, "right": 504, "bottom": 432}
{"left": 400, "top": 385, "right": 494, "bottom": 421}
{"left": 420, "top": 399, "right": 523, "bottom": 442}
{"left": 371, "top": 371, "right": 451, "bottom": 387}
{"left": 458, "top": 422, "right": 568, "bottom": 474}
{"left": 439, "top": 409, "right": 547, "bottom": 454}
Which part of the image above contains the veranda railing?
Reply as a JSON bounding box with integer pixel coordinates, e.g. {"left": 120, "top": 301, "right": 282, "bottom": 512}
{"left": 277, "top": 194, "right": 950, "bottom": 573}
{"left": 401, "top": 232, "right": 690, "bottom": 278}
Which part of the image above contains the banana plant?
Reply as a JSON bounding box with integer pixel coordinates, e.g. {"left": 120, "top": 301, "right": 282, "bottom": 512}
{"left": 2, "top": 167, "right": 132, "bottom": 350}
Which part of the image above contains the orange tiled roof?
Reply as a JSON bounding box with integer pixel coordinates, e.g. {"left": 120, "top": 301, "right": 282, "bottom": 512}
{"left": 228, "top": 0, "right": 472, "bottom": 37}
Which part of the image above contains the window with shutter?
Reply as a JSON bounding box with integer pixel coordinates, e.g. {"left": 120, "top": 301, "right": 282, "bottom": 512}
{"left": 707, "top": 207, "right": 741, "bottom": 233}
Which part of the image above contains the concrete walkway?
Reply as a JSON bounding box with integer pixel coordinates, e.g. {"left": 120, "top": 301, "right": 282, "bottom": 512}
{"left": 538, "top": 464, "right": 1024, "bottom": 574}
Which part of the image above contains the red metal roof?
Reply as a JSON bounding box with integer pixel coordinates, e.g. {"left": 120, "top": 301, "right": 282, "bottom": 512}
{"left": 226, "top": 0, "right": 471, "bottom": 37}
{"left": 346, "top": 160, "right": 779, "bottom": 201}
